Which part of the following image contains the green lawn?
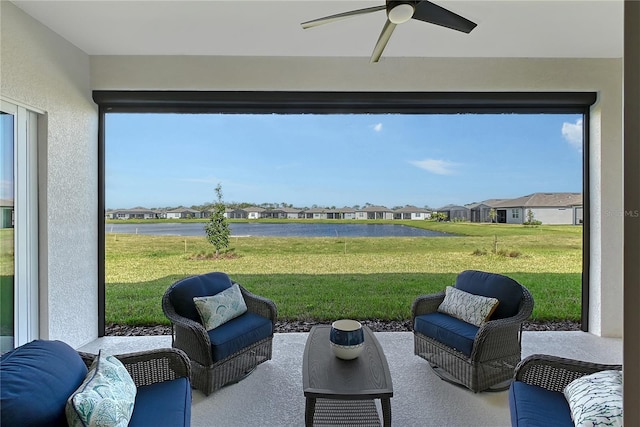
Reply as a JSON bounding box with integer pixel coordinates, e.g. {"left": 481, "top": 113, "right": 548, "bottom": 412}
{"left": 105, "top": 221, "right": 583, "bottom": 326}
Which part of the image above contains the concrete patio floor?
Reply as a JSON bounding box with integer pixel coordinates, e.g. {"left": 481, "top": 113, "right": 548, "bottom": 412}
{"left": 79, "top": 331, "right": 622, "bottom": 427}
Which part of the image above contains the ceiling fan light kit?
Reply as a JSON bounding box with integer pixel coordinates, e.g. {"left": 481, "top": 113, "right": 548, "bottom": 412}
{"left": 301, "top": 0, "right": 477, "bottom": 63}
{"left": 387, "top": 2, "right": 415, "bottom": 24}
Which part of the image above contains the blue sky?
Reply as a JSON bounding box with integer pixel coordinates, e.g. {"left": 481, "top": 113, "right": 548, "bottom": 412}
{"left": 105, "top": 113, "right": 583, "bottom": 210}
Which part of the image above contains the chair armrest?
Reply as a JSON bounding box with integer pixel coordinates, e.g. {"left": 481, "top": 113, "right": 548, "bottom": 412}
{"left": 411, "top": 292, "right": 445, "bottom": 318}
{"left": 238, "top": 284, "right": 278, "bottom": 323}
{"left": 78, "top": 348, "right": 191, "bottom": 388}
{"left": 514, "top": 354, "right": 622, "bottom": 392}
{"left": 162, "top": 293, "right": 213, "bottom": 366}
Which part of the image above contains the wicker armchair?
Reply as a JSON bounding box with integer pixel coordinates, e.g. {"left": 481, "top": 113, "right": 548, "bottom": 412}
{"left": 162, "top": 272, "right": 277, "bottom": 395}
{"left": 510, "top": 354, "right": 622, "bottom": 426}
{"left": 512, "top": 354, "right": 622, "bottom": 392}
{"left": 79, "top": 347, "right": 191, "bottom": 388}
{"left": 412, "top": 270, "right": 534, "bottom": 392}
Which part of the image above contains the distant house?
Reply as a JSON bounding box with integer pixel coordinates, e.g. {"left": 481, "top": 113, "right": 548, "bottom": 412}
{"left": 356, "top": 205, "right": 394, "bottom": 220}
{"left": 106, "top": 207, "right": 157, "bottom": 220}
{"left": 491, "top": 192, "right": 582, "bottom": 225}
{"left": 435, "top": 204, "right": 470, "bottom": 221}
{"left": 303, "top": 207, "right": 329, "bottom": 219}
{"left": 165, "top": 207, "right": 202, "bottom": 219}
{"left": 0, "top": 198, "right": 14, "bottom": 228}
{"left": 467, "top": 199, "right": 506, "bottom": 223}
{"left": 393, "top": 205, "right": 431, "bottom": 220}
{"left": 332, "top": 207, "right": 356, "bottom": 220}
{"left": 224, "top": 208, "right": 247, "bottom": 219}
{"left": 244, "top": 206, "right": 265, "bottom": 219}
{"left": 280, "top": 207, "right": 304, "bottom": 219}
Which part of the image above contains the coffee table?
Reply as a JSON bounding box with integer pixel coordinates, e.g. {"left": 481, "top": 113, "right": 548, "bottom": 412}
{"left": 302, "top": 325, "right": 393, "bottom": 427}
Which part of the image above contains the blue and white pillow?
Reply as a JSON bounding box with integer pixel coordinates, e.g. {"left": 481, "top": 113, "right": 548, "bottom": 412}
{"left": 66, "top": 351, "right": 137, "bottom": 427}
{"left": 437, "top": 286, "right": 500, "bottom": 327}
{"left": 194, "top": 283, "right": 248, "bottom": 331}
{"left": 564, "top": 369, "right": 623, "bottom": 427}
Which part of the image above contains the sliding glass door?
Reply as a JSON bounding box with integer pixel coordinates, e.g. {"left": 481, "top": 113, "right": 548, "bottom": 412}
{"left": 0, "top": 100, "right": 39, "bottom": 353}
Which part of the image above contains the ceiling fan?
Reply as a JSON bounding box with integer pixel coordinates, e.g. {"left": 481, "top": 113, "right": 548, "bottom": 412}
{"left": 301, "top": 1, "right": 477, "bottom": 63}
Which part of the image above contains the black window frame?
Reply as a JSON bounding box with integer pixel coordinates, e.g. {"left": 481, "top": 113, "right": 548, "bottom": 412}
{"left": 94, "top": 90, "right": 595, "bottom": 336}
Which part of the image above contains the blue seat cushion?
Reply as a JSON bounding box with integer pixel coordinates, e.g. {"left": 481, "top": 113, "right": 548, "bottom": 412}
{"left": 208, "top": 312, "right": 273, "bottom": 361}
{"left": 509, "top": 381, "right": 573, "bottom": 427}
{"left": 455, "top": 270, "right": 523, "bottom": 319}
{"left": 170, "top": 272, "right": 234, "bottom": 322}
{"left": 0, "top": 340, "right": 88, "bottom": 427}
{"left": 129, "top": 377, "right": 191, "bottom": 427}
{"left": 414, "top": 312, "right": 478, "bottom": 357}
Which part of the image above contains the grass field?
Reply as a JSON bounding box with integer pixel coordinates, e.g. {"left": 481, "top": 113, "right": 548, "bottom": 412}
{"left": 105, "top": 221, "right": 583, "bottom": 326}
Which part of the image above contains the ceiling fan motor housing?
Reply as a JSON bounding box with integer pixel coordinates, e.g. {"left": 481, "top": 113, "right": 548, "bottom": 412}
{"left": 386, "top": 1, "right": 417, "bottom": 24}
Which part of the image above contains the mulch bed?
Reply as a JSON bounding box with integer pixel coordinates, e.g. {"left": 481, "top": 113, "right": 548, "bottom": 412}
{"left": 105, "top": 319, "right": 581, "bottom": 336}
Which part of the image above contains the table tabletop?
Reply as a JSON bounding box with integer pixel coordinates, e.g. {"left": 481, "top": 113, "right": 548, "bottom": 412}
{"left": 302, "top": 325, "right": 393, "bottom": 399}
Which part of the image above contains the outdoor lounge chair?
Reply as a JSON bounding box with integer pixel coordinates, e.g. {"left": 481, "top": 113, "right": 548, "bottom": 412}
{"left": 412, "top": 270, "right": 534, "bottom": 392}
{"left": 162, "top": 271, "right": 277, "bottom": 395}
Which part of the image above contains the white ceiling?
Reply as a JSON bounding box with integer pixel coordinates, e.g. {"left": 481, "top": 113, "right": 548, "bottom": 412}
{"left": 11, "top": 0, "right": 623, "bottom": 59}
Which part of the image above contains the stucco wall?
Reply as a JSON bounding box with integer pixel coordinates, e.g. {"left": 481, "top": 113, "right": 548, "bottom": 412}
{"left": 1, "top": 2, "right": 98, "bottom": 348}
{"left": 91, "top": 55, "right": 624, "bottom": 337}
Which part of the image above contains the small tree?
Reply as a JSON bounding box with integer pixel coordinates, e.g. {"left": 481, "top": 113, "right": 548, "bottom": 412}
{"left": 488, "top": 208, "right": 497, "bottom": 223}
{"left": 205, "top": 184, "right": 230, "bottom": 256}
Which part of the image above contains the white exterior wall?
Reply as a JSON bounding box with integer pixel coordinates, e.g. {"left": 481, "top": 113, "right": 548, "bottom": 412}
{"left": 505, "top": 208, "right": 523, "bottom": 224}
{"left": 531, "top": 207, "right": 575, "bottom": 225}
{"left": 1, "top": 3, "right": 98, "bottom": 348}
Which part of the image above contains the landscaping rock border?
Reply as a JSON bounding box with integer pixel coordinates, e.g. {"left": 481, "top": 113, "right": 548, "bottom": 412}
{"left": 105, "top": 319, "right": 581, "bottom": 336}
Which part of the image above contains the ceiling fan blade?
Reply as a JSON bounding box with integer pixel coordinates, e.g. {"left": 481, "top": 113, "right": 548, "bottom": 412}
{"left": 370, "top": 20, "right": 397, "bottom": 63}
{"left": 301, "top": 5, "right": 386, "bottom": 29}
{"left": 412, "top": 1, "right": 477, "bottom": 33}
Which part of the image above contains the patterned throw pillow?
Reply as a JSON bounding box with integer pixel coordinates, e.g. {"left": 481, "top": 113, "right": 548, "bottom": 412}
{"left": 194, "top": 283, "right": 248, "bottom": 331}
{"left": 564, "top": 370, "right": 623, "bottom": 427}
{"left": 437, "top": 286, "right": 500, "bottom": 327}
{"left": 66, "top": 351, "right": 137, "bottom": 427}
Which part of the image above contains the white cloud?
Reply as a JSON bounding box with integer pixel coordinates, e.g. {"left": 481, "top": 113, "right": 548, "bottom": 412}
{"left": 562, "top": 118, "right": 583, "bottom": 151}
{"left": 409, "top": 159, "right": 460, "bottom": 175}
{"left": 372, "top": 123, "right": 383, "bottom": 132}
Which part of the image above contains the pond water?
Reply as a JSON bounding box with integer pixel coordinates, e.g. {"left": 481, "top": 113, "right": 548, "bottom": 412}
{"left": 105, "top": 222, "right": 454, "bottom": 238}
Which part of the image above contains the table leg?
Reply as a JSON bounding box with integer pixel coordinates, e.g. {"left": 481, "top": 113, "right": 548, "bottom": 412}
{"left": 381, "top": 397, "right": 392, "bottom": 427}
{"left": 305, "top": 397, "right": 316, "bottom": 427}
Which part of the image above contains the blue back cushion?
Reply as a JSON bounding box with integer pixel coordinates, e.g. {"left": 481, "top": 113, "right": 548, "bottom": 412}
{"left": 455, "top": 270, "right": 523, "bottom": 319}
{"left": 0, "top": 339, "right": 88, "bottom": 427}
{"left": 130, "top": 377, "right": 191, "bottom": 427}
{"left": 170, "top": 272, "right": 233, "bottom": 322}
{"left": 509, "top": 381, "right": 573, "bottom": 427}
{"left": 414, "top": 312, "right": 478, "bottom": 357}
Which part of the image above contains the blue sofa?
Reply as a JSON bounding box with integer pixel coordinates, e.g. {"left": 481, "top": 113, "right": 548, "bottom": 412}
{"left": 1, "top": 339, "right": 192, "bottom": 427}
{"left": 509, "top": 354, "right": 622, "bottom": 426}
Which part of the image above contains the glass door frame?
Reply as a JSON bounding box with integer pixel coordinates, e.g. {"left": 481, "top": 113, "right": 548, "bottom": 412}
{"left": 0, "top": 99, "right": 39, "bottom": 351}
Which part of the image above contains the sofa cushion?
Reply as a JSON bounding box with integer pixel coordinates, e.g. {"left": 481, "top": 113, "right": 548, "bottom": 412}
{"left": 170, "top": 272, "right": 234, "bottom": 322}
{"left": 0, "top": 339, "right": 88, "bottom": 427}
{"left": 66, "top": 351, "right": 137, "bottom": 427}
{"left": 414, "top": 312, "right": 478, "bottom": 357}
{"left": 509, "top": 381, "right": 574, "bottom": 427}
{"left": 129, "top": 377, "right": 191, "bottom": 427}
{"left": 194, "top": 283, "right": 247, "bottom": 331}
{"left": 455, "top": 270, "right": 523, "bottom": 319}
{"left": 563, "top": 370, "right": 623, "bottom": 427}
{"left": 437, "top": 286, "right": 500, "bottom": 327}
{"left": 208, "top": 312, "right": 273, "bottom": 361}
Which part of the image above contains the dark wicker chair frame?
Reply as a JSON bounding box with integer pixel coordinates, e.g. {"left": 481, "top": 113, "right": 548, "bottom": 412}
{"left": 412, "top": 284, "right": 534, "bottom": 392}
{"left": 78, "top": 348, "right": 191, "bottom": 388}
{"left": 514, "top": 354, "right": 622, "bottom": 392}
{"left": 162, "top": 280, "right": 277, "bottom": 395}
